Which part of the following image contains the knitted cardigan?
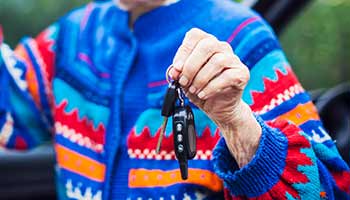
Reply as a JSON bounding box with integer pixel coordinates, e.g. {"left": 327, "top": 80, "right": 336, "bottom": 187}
{"left": 0, "top": 0, "right": 349, "bottom": 199}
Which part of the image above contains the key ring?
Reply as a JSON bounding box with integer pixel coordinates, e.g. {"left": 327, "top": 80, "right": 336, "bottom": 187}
{"left": 177, "top": 87, "right": 185, "bottom": 107}
{"left": 165, "top": 65, "right": 174, "bottom": 84}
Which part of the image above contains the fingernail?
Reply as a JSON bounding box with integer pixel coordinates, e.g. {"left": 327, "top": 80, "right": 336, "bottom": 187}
{"left": 173, "top": 60, "right": 184, "bottom": 71}
{"left": 179, "top": 76, "right": 189, "bottom": 86}
{"left": 198, "top": 91, "right": 206, "bottom": 99}
{"left": 189, "top": 86, "right": 197, "bottom": 94}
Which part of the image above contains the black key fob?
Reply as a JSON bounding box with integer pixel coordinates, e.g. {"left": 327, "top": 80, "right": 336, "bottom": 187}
{"left": 173, "top": 105, "right": 197, "bottom": 180}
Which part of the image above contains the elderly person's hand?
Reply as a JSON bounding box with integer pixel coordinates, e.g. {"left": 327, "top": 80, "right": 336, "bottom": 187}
{"left": 169, "top": 28, "right": 262, "bottom": 168}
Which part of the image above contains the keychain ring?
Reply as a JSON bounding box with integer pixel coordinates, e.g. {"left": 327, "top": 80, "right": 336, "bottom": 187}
{"left": 166, "top": 65, "right": 174, "bottom": 84}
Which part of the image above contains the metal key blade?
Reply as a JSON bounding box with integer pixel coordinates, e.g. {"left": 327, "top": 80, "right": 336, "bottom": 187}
{"left": 156, "top": 117, "right": 168, "bottom": 154}
{"left": 157, "top": 81, "right": 178, "bottom": 154}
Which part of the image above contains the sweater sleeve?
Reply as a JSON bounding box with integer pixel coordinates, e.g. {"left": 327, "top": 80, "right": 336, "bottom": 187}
{"left": 0, "top": 23, "right": 59, "bottom": 150}
{"left": 212, "top": 15, "right": 350, "bottom": 199}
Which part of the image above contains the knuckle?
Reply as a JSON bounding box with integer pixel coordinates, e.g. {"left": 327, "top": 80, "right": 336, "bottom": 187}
{"left": 187, "top": 28, "right": 204, "bottom": 38}
{"left": 219, "top": 41, "right": 232, "bottom": 51}
{"left": 200, "top": 37, "right": 218, "bottom": 54}
{"left": 242, "top": 67, "right": 250, "bottom": 82}
{"left": 235, "top": 68, "right": 250, "bottom": 87}
{"left": 189, "top": 27, "right": 201, "bottom": 34}
{"left": 232, "top": 53, "right": 242, "bottom": 64}
{"left": 212, "top": 53, "right": 227, "bottom": 66}
{"left": 179, "top": 43, "right": 194, "bottom": 54}
{"left": 224, "top": 70, "right": 235, "bottom": 82}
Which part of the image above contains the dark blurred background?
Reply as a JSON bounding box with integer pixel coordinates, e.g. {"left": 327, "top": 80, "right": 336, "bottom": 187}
{"left": 0, "top": 0, "right": 349, "bottom": 90}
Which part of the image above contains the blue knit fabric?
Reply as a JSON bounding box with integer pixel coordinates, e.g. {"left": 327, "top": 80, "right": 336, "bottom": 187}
{"left": 105, "top": 0, "right": 261, "bottom": 198}
{"left": 212, "top": 116, "right": 288, "bottom": 197}
{"left": 1, "top": 0, "right": 349, "bottom": 199}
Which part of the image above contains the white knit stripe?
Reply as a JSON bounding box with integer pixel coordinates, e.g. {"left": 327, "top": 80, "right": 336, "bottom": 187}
{"left": 127, "top": 148, "right": 213, "bottom": 160}
{"left": 0, "top": 112, "right": 14, "bottom": 146}
{"left": 255, "top": 84, "right": 304, "bottom": 115}
{"left": 55, "top": 121, "right": 103, "bottom": 153}
{"left": 1, "top": 44, "right": 27, "bottom": 90}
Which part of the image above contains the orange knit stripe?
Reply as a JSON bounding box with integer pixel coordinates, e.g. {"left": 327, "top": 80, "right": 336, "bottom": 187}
{"left": 55, "top": 144, "right": 106, "bottom": 182}
{"left": 15, "top": 45, "right": 41, "bottom": 108}
{"left": 278, "top": 102, "right": 320, "bottom": 126}
{"left": 128, "top": 168, "right": 223, "bottom": 192}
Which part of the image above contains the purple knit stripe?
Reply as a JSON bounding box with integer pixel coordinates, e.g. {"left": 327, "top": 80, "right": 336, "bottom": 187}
{"left": 148, "top": 80, "right": 168, "bottom": 88}
{"left": 80, "top": 3, "right": 94, "bottom": 31}
{"left": 227, "top": 17, "right": 260, "bottom": 43}
{"left": 78, "top": 52, "right": 110, "bottom": 79}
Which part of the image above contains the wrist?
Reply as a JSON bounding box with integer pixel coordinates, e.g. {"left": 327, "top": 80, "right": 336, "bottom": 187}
{"left": 216, "top": 100, "right": 262, "bottom": 168}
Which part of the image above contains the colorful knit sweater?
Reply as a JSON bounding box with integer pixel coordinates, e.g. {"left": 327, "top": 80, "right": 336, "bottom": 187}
{"left": 0, "top": 0, "right": 349, "bottom": 199}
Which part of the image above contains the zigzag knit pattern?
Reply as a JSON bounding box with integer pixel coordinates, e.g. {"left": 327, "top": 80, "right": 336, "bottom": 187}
{"left": 0, "top": 0, "right": 349, "bottom": 199}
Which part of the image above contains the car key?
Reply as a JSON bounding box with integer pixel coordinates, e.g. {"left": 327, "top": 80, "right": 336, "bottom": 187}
{"left": 173, "top": 87, "right": 197, "bottom": 180}
{"left": 156, "top": 81, "right": 179, "bottom": 154}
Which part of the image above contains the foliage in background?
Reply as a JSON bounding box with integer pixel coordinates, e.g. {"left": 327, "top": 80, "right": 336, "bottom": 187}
{"left": 280, "top": 0, "right": 350, "bottom": 89}
{"left": 0, "top": 0, "right": 88, "bottom": 47}
{"left": 0, "top": 0, "right": 349, "bottom": 89}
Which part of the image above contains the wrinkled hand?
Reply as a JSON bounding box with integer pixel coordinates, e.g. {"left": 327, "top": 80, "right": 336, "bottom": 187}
{"left": 169, "top": 28, "right": 262, "bottom": 167}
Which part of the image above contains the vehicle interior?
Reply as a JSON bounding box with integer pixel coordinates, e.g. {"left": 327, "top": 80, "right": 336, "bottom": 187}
{"left": 0, "top": 0, "right": 349, "bottom": 199}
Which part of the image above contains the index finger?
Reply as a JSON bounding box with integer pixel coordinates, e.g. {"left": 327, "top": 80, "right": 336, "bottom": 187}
{"left": 172, "top": 28, "right": 210, "bottom": 75}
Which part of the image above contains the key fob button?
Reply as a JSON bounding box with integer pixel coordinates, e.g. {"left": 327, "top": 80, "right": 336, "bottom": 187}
{"left": 178, "top": 144, "right": 184, "bottom": 152}
{"left": 177, "top": 134, "right": 183, "bottom": 142}
{"left": 176, "top": 123, "right": 183, "bottom": 132}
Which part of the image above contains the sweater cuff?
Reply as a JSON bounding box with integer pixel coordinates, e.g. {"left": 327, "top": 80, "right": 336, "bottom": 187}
{"left": 212, "top": 116, "right": 288, "bottom": 197}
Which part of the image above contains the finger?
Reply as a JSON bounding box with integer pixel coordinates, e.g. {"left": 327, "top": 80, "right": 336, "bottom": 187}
{"left": 197, "top": 67, "right": 250, "bottom": 100}
{"left": 188, "top": 52, "right": 232, "bottom": 94}
{"left": 179, "top": 36, "right": 221, "bottom": 87}
{"left": 172, "top": 28, "right": 210, "bottom": 73}
{"left": 168, "top": 67, "right": 181, "bottom": 80}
